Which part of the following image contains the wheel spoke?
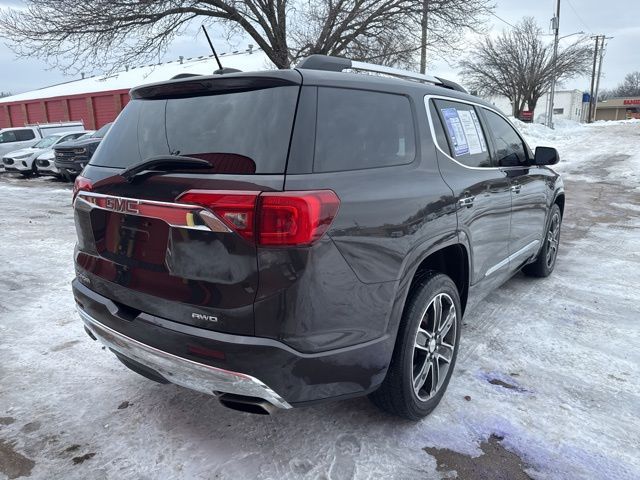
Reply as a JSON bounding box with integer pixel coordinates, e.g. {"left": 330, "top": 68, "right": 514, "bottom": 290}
{"left": 417, "top": 327, "right": 432, "bottom": 343}
{"left": 432, "top": 295, "right": 443, "bottom": 333}
{"left": 413, "top": 357, "right": 430, "bottom": 393}
{"left": 430, "top": 358, "right": 440, "bottom": 395}
{"left": 436, "top": 343, "right": 454, "bottom": 364}
{"left": 438, "top": 305, "right": 455, "bottom": 338}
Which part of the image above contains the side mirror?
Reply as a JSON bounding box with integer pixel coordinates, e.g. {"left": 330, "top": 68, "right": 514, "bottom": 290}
{"left": 533, "top": 146, "right": 559, "bottom": 166}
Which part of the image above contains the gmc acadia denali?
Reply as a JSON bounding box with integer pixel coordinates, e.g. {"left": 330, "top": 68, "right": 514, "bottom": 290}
{"left": 72, "top": 55, "right": 564, "bottom": 419}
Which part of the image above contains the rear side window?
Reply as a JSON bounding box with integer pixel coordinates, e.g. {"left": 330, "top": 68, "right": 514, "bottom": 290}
{"left": 15, "top": 129, "right": 36, "bottom": 141}
{"left": 314, "top": 88, "right": 416, "bottom": 172}
{"left": 90, "top": 86, "right": 299, "bottom": 173}
{"left": 482, "top": 109, "right": 528, "bottom": 167}
{"left": 432, "top": 99, "right": 490, "bottom": 168}
{"left": 0, "top": 131, "right": 18, "bottom": 143}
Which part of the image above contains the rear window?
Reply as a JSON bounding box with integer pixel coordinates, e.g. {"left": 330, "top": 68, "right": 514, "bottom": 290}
{"left": 314, "top": 88, "right": 416, "bottom": 172}
{"left": 90, "top": 86, "right": 299, "bottom": 173}
{"left": 15, "top": 129, "right": 36, "bottom": 141}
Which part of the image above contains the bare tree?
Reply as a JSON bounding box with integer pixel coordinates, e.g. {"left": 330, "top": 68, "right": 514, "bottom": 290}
{"left": 0, "top": 92, "right": 12, "bottom": 98}
{"left": 414, "top": 0, "right": 493, "bottom": 73}
{"left": 0, "top": 0, "right": 492, "bottom": 76}
{"left": 0, "top": 0, "right": 406, "bottom": 73}
{"left": 460, "top": 18, "right": 592, "bottom": 117}
{"left": 289, "top": 0, "right": 414, "bottom": 63}
{"left": 601, "top": 71, "right": 640, "bottom": 99}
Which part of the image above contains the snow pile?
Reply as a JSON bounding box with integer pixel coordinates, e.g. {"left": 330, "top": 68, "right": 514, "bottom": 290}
{"left": 516, "top": 119, "right": 640, "bottom": 188}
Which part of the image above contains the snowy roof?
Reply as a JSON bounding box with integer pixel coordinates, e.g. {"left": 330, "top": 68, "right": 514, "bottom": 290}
{"left": 0, "top": 48, "right": 273, "bottom": 104}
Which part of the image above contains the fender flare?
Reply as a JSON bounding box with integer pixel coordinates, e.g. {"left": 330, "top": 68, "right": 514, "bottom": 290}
{"left": 386, "top": 232, "right": 471, "bottom": 339}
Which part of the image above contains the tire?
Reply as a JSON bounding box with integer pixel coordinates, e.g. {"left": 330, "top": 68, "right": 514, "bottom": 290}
{"left": 369, "top": 271, "right": 462, "bottom": 420}
{"left": 523, "top": 204, "right": 562, "bottom": 278}
{"left": 20, "top": 163, "right": 38, "bottom": 178}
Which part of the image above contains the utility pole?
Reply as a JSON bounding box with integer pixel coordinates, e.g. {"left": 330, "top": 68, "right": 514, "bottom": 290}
{"left": 420, "top": 0, "right": 429, "bottom": 74}
{"left": 593, "top": 36, "right": 613, "bottom": 121}
{"left": 546, "top": 0, "right": 561, "bottom": 129}
{"left": 588, "top": 35, "right": 601, "bottom": 123}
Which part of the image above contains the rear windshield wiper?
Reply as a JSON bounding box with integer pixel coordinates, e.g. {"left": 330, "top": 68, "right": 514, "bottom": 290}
{"left": 120, "top": 155, "right": 212, "bottom": 182}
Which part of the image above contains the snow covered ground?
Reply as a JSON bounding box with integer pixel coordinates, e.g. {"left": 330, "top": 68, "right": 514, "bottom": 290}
{"left": 0, "top": 120, "right": 639, "bottom": 480}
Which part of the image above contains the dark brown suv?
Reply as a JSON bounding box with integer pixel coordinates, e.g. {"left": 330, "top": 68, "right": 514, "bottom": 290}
{"left": 72, "top": 55, "right": 564, "bottom": 419}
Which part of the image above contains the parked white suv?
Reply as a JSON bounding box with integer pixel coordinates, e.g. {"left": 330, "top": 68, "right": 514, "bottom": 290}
{"left": 2, "top": 131, "right": 90, "bottom": 176}
{"left": 0, "top": 122, "right": 85, "bottom": 172}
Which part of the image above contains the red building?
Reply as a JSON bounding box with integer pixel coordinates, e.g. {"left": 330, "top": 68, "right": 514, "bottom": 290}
{"left": 0, "top": 48, "right": 268, "bottom": 130}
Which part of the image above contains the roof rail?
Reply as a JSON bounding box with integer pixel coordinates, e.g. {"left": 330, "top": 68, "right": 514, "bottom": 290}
{"left": 296, "top": 55, "right": 467, "bottom": 93}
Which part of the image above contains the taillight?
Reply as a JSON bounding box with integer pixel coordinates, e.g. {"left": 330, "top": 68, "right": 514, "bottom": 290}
{"left": 177, "top": 190, "right": 259, "bottom": 242}
{"left": 177, "top": 190, "right": 340, "bottom": 246}
{"left": 73, "top": 175, "right": 93, "bottom": 200}
{"left": 258, "top": 191, "right": 340, "bottom": 246}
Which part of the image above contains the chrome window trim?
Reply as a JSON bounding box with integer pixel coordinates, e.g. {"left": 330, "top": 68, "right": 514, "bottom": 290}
{"left": 423, "top": 94, "right": 533, "bottom": 172}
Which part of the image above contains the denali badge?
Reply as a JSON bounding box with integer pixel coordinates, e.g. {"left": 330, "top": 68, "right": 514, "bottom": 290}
{"left": 105, "top": 197, "right": 140, "bottom": 214}
{"left": 192, "top": 312, "right": 219, "bottom": 323}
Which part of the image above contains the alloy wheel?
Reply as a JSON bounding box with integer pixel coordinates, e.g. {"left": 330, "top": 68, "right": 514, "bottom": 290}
{"left": 546, "top": 212, "right": 561, "bottom": 268}
{"left": 412, "top": 293, "right": 457, "bottom": 401}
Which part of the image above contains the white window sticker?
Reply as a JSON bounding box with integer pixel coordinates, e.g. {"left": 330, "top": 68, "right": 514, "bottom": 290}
{"left": 469, "top": 110, "right": 487, "bottom": 152}
{"left": 441, "top": 108, "right": 469, "bottom": 156}
{"left": 457, "top": 110, "right": 484, "bottom": 155}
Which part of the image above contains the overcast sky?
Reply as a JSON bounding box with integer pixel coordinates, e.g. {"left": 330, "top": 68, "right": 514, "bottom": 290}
{"left": 0, "top": 0, "right": 638, "bottom": 95}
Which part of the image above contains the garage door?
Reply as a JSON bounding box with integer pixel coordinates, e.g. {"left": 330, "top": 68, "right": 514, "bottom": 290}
{"left": 92, "top": 95, "right": 116, "bottom": 128}
{"left": 26, "top": 103, "right": 45, "bottom": 124}
{"left": 9, "top": 105, "right": 25, "bottom": 127}
{"left": 68, "top": 98, "right": 89, "bottom": 124}
{"left": 120, "top": 93, "right": 130, "bottom": 109}
{"left": 45, "top": 100, "right": 65, "bottom": 122}
{"left": 0, "top": 106, "right": 9, "bottom": 128}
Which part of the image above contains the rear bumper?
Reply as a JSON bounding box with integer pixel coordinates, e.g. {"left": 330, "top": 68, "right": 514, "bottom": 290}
{"left": 73, "top": 279, "right": 391, "bottom": 406}
{"left": 78, "top": 306, "right": 292, "bottom": 409}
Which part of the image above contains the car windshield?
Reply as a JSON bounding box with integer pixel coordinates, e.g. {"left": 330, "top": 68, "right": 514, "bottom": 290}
{"left": 34, "top": 135, "right": 61, "bottom": 148}
{"left": 91, "top": 123, "right": 112, "bottom": 138}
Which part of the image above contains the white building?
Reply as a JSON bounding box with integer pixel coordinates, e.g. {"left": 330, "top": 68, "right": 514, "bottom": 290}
{"left": 484, "top": 89, "right": 587, "bottom": 123}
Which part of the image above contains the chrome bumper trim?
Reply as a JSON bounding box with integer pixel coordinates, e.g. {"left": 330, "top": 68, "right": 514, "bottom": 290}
{"left": 77, "top": 307, "right": 292, "bottom": 409}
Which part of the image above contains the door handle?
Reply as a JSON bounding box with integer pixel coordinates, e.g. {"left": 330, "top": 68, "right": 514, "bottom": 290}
{"left": 510, "top": 184, "right": 522, "bottom": 194}
{"left": 458, "top": 196, "right": 475, "bottom": 208}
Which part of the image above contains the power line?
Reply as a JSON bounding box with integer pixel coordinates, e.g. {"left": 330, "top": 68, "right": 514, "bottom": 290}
{"left": 565, "top": 0, "right": 593, "bottom": 34}
{"left": 484, "top": 8, "right": 517, "bottom": 29}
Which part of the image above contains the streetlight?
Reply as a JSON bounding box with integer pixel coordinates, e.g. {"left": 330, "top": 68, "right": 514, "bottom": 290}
{"left": 559, "top": 31, "right": 585, "bottom": 40}
{"left": 546, "top": 28, "right": 586, "bottom": 129}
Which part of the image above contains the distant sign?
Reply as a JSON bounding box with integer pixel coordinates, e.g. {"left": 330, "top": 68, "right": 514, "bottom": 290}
{"left": 519, "top": 111, "right": 533, "bottom": 122}
{"left": 623, "top": 99, "right": 640, "bottom": 105}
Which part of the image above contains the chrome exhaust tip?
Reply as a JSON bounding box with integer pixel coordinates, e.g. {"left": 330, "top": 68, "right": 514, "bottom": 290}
{"left": 218, "top": 393, "right": 279, "bottom": 415}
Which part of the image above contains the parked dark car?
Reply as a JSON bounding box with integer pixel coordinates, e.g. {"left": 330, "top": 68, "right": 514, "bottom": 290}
{"left": 55, "top": 123, "right": 112, "bottom": 180}
{"left": 72, "top": 55, "right": 564, "bottom": 419}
